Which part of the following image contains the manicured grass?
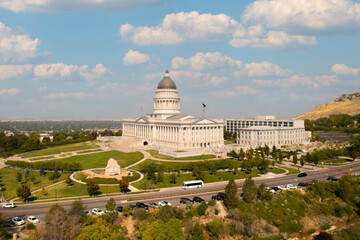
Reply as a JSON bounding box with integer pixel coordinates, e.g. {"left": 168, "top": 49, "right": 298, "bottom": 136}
{"left": 225, "top": 139, "right": 236, "bottom": 145}
{"left": 131, "top": 170, "right": 259, "bottom": 190}
{"left": 0, "top": 167, "right": 68, "bottom": 200}
{"left": 73, "top": 172, "right": 87, "bottom": 181}
{"left": 73, "top": 171, "right": 141, "bottom": 184}
{"left": 268, "top": 167, "right": 286, "bottom": 174}
{"left": 281, "top": 167, "right": 301, "bottom": 175}
{"left": 35, "top": 182, "right": 121, "bottom": 200}
{"left": 130, "top": 159, "right": 243, "bottom": 172}
{"left": 38, "top": 150, "right": 144, "bottom": 170}
{"left": 21, "top": 142, "right": 100, "bottom": 158}
{"left": 146, "top": 149, "right": 217, "bottom": 160}
{"left": 123, "top": 172, "right": 141, "bottom": 182}
{"left": 175, "top": 154, "right": 216, "bottom": 160}
{"left": 84, "top": 178, "right": 119, "bottom": 184}
{"left": 146, "top": 150, "right": 173, "bottom": 160}
{"left": 323, "top": 158, "right": 353, "bottom": 165}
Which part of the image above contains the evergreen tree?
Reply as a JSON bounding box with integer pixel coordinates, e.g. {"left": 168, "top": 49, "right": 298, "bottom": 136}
{"left": 16, "top": 172, "right": 22, "bottom": 182}
{"left": 239, "top": 148, "right": 245, "bottom": 159}
{"left": 242, "top": 176, "right": 257, "bottom": 203}
{"left": 293, "top": 153, "right": 298, "bottom": 166}
{"left": 39, "top": 163, "right": 45, "bottom": 176}
{"left": 105, "top": 198, "right": 116, "bottom": 212}
{"left": 169, "top": 173, "right": 177, "bottom": 184}
{"left": 224, "top": 179, "right": 239, "bottom": 208}
{"left": 24, "top": 169, "right": 30, "bottom": 182}
{"left": 300, "top": 157, "right": 305, "bottom": 167}
{"left": 157, "top": 171, "right": 164, "bottom": 183}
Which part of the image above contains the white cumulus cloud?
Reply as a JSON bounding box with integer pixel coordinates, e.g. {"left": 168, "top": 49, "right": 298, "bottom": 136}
{"left": 0, "top": 88, "right": 20, "bottom": 96}
{"left": 172, "top": 52, "right": 242, "bottom": 71}
{"left": 230, "top": 30, "right": 316, "bottom": 50}
{"left": 254, "top": 74, "right": 337, "bottom": 88}
{"left": 243, "top": 0, "right": 360, "bottom": 34}
{"left": 44, "top": 92, "right": 93, "bottom": 100}
{"left": 234, "top": 62, "right": 291, "bottom": 77}
{"left": 0, "top": 22, "right": 48, "bottom": 63}
{"left": 122, "top": 50, "right": 150, "bottom": 65}
{"left": 331, "top": 64, "right": 360, "bottom": 76}
{"left": 0, "top": 64, "right": 32, "bottom": 80}
{"left": 119, "top": 11, "right": 240, "bottom": 45}
{"left": 34, "top": 63, "right": 111, "bottom": 81}
{"left": 0, "top": 0, "right": 167, "bottom": 13}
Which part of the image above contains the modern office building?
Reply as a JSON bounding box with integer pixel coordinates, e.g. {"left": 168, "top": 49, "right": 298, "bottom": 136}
{"left": 122, "top": 70, "right": 224, "bottom": 150}
{"left": 226, "top": 116, "right": 310, "bottom": 149}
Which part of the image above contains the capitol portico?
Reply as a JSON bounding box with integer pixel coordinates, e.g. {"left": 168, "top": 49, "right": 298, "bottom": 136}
{"left": 122, "top": 70, "right": 224, "bottom": 151}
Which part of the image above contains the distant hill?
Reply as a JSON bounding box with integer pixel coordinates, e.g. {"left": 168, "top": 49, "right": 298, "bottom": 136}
{"left": 294, "top": 92, "right": 360, "bottom": 120}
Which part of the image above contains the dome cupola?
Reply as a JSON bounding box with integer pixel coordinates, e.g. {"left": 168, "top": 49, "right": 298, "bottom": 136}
{"left": 157, "top": 70, "right": 177, "bottom": 90}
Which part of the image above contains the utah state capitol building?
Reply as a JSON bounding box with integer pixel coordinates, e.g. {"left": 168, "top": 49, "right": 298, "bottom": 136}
{"left": 122, "top": 70, "right": 224, "bottom": 151}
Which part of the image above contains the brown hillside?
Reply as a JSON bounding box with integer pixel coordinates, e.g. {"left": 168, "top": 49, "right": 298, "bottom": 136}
{"left": 294, "top": 95, "right": 360, "bottom": 120}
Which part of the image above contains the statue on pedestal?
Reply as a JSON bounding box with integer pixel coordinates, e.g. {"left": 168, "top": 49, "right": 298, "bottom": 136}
{"left": 105, "top": 158, "right": 121, "bottom": 176}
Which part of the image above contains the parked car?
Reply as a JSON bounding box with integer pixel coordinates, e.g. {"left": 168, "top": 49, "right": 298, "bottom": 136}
{"left": 211, "top": 192, "right": 225, "bottom": 200}
{"left": 193, "top": 197, "right": 205, "bottom": 203}
{"left": 136, "top": 202, "right": 148, "bottom": 210}
{"left": 158, "top": 201, "right": 171, "bottom": 206}
{"left": 298, "top": 172, "right": 307, "bottom": 177}
{"left": 286, "top": 184, "right": 297, "bottom": 190}
{"left": 305, "top": 181, "right": 314, "bottom": 185}
{"left": 271, "top": 186, "right": 280, "bottom": 192}
{"left": 129, "top": 204, "right": 136, "bottom": 209}
{"left": 116, "top": 206, "right": 123, "bottom": 212}
{"left": 12, "top": 217, "right": 25, "bottom": 226}
{"left": 327, "top": 176, "right": 339, "bottom": 181}
{"left": 277, "top": 185, "right": 287, "bottom": 191}
{"left": 298, "top": 182, "right": 307, "bottom": 187}
{"left": 83, "top": 210, "right": 92, "bottom": 216}
{"left": 2, "top": 203, "right": 16, "bottom": 208}
{"left": 148, "top": 202, "right": 158, "bottom": 208}
{"left": 180, "top": 197, "right": 193, "bottom": 204}
{"left": 27, "top": 216, "right": 39, "bottom": 224}
{"left": 92, "top": 208, "right": 104, "bottom": 215}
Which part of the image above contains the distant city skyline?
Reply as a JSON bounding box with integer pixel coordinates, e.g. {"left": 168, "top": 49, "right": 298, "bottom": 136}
{"left": 0, "top": 0, "right": 359, "bottom": 120}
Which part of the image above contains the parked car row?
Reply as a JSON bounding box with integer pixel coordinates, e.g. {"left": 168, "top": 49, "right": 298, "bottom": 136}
{"left": 11, "top": 216, "right": 40, "bottom": 226}
{"left": 179, "top": 196, "right": 206, "bottom": 204}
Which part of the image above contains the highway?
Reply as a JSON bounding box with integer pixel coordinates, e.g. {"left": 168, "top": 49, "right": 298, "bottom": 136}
{"left": 2, "top": 162, "right": 359, "bottom": 222}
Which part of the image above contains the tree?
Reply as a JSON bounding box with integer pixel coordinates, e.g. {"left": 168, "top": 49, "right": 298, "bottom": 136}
{"left": 89, "top": 131, "right": 98, "bottom": 141}
{"left": 40, "top": 163, "right": 45, "bottom": 176}
{"left": 115, "top": 130, "right": 122, "bottom": 136}
{"left": 293, "top": 153, "right": 298, "bottom": 166}
{"left": 66, "top": 175, "right": 73, "bottom": 186}
{"left": 239, "top": 148, "right": 245, "bottom": 159}
{"left": 16, "top": 172, "right": 22, "bottom": 182}
{"left": 197, "top": 202, "right": 208, "bottom": 216}
{"left": 278, "top": 150, "right": 283, "bottom": 163}
{"left": 105, "top": 198, "right": 116, "bottom": 212}
{"left": 264, "top": 145, "right": 270, "bottom": 156}
{"left": 86, "top": 179, "right": 99, "bottom": 196}
{"left": 42, "top": 136, "right": 51, "bottom": 143}
{"left": 42, "top": 204, "right": 69, "bottom": 240}
{"left": 271, "top": 146, "right": 277, "bottom": 159}
{"left": 157, "top": 171, "right": 164, "bottom": 183}
{"left": 257, "top": 183, "right": 272, "bottom": 201}
{"left": 242, "top": 176, "right": 257, "bottom": 203}
{"left": 313, "top": 231, "right": 334, "bottom": 240}
{"left": 224, "top": 179, "right": 239, "bottom": 208}
{"left": 349, "top": 150, "right": 359, "bottom": 160}
{"left": 45, "top": 203, "right": 67, "bottom": 224}
{"left": 300, "top": 157, "right": 305, "bottom": 167}
{"left": 186, "top": 222, "right": 204, "bottom": 240}
{"left": 313, "top": 152, "right": 320, "bottom": 165}
{"left": 169, "top": 173, "right": 177, "bottom": 184}
{"left": 16, "top": 184, "right": 31, "bottom": 200}
{"left": 195, "top": 170, "right": 205, "bottom": 180}
{"left": 29, "top": 171, "right": 36, "bottom": 182}
{"left": 68, "top": 199, "right": 86, "bottom": 222}
{"left": 119, "top": 179, "right": 129, "bottom": 193}
{"left": 230, "top": 150, "right": 238, "bottom": 160}
{"left": 24, "top": 168, "right": 30, "bottom": 182}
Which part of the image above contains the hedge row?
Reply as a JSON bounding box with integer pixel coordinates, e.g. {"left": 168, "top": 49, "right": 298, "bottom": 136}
{"left": 5, "top": 160, "right": 81, "bottom": 172}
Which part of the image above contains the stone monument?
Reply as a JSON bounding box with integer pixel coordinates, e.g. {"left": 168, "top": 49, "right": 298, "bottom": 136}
{"left": 105, "top": 158, "right": 121, "bottom": 176}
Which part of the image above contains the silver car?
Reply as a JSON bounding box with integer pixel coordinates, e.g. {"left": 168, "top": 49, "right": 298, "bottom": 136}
{"left": 12, "top": 217, "right": 25, "bottom": 226}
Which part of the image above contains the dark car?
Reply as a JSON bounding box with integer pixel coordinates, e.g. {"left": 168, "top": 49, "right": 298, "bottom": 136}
{"left": 297, "top": 172, "right": 307, "bottom": 177}
{"left": 271, "top": 186, "right": 280, "bottom": 192}
{"left": 180, "top": 197, "right": 193, "bottom": 204}
{"left": 298, "top": 182, "right": 307, "bottom": 187}
{"left": 193, "top": 197, "right": 205, "bottom": 203}
{"left": 128, "top": 204, "right": 136, "bottom": 209}
{"left": 148, "top": 202, "right": 158, "bottom": 208}
{"left": 211, "top": 192, "right": 225, "bottom": 201}
{"left": 327, "top": 176, "right": 339, "bottom": 181}
{"left": 136, "top": 202, "right": 148, "bottom": 210}
{"left": 116, "top": 206, "right": 123, "bottom": 212}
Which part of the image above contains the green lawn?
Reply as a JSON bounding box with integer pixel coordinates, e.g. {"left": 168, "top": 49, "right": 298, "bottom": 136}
{"left": 281, "top": 167, "right": 301, "bottom": 175}
{"left": 131, "top": 170, "right": 259, "bottom": 190}
{"left": 35, "top": 182, "right": 121, "bottom": 200}
{"left": 323, "top": 158, "right": 353, "bottom": 165}
{"left": 38, "top": 150, "right": 144, "bottom": 170}
{"left": 130, "top": 159, "right": 243, "bottom": 172}
{"left": 21, "top": 142, "right": 100, "bottom": 158}
{"left": 146, "top": 149, "right": 217, "bottom": 160}
{"left": 0, "top": 167, "right": 68, "bottom": 200}
{"left": 268, "top": 167, "right": 286, "bottom": 174}
{"left": 225, "top": 139, "right": 236, "bottom": 145}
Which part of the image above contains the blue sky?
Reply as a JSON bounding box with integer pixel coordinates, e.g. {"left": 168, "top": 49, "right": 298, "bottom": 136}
{"left": 0, "top": 0, "right": 359, "bottom": 120}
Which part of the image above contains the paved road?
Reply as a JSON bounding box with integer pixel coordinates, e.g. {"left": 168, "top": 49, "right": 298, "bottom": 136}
{"left": 2, "top": 162, "right": 359, "bottom": 222}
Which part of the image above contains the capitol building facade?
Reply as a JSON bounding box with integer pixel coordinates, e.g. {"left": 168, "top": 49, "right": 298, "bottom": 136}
{"left": 122, "top": 70, "right": 224, "bottom": 150}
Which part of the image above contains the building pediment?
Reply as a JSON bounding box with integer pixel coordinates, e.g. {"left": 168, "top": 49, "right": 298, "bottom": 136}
{"left": 135, "top": 117, "right": 149, "bottom": 123}
{"left": 194, "top": 118, "right": 217, "bottom": 124}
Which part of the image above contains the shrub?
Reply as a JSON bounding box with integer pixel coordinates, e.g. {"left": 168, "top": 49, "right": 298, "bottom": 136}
{"left": 122, "top": 205, "right": 131, "bottom": 217}
{"left": 133, "top": 208, "right": 148, "bottom": 221}
{"left": 206, "top": 219, "right": 225, "bottom": 238}
{"left": 208, "top": 199, "right": 216, "bottom": 207}
{"left": 307, "top": 229, "right": 316, "bottom": 235}
{"left": 197, "top": 202, "right": 208, "bottom": 216}
{"left": 321, "top": 223, "right": 331, "bottom": 231}
{"left": 214, "top": 208, "right": 219, "bottom": 215}
{"left": 26, "top": 223, "right": 36, "bottom": 230}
